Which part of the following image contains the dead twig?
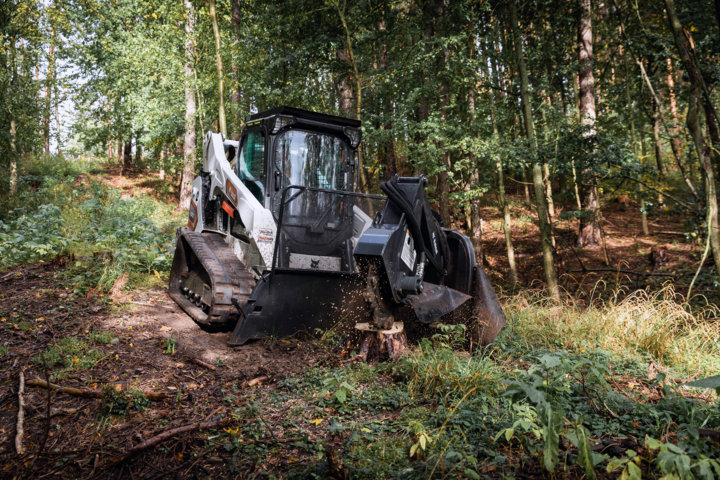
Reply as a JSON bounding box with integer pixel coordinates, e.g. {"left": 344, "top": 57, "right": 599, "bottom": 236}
{"left": 111, "top": 417, "right": 230, "bottom": 465}
{"left": 190, "top": 358, "right": 216, "bottom": 371}
{"left": 26, "top": 379, "right": 167, "bottom": 401}
{"left": 566, "top": 268, "right": 674, "bottom": 277}
{"left": 15, "top": 369, "right": 25, "bottom": 455}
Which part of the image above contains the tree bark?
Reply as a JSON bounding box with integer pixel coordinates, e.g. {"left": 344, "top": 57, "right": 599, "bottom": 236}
{"left": 179, "top": 0, "right": 197, "bottom": 210}
{"left": 510, "top": 0, "right": 559, "bottom": 300}
{"left": 576, "top": 0, "right": 601, "bottom": 248}
{"left": 209, "top": 0, "right": 226, "bottom": 136}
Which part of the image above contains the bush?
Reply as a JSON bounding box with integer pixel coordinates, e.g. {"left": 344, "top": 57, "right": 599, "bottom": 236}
{"left": 0, "top": 204, "right": 69, "bottom": 268}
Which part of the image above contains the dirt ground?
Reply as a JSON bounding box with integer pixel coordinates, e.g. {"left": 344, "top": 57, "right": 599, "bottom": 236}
{"left": 0, "top": 261, "right": 341, "bottom": 479}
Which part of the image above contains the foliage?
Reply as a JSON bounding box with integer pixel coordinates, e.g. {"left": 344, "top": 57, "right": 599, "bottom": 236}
{"left": 100, "top": 386, "right": 151, "bottom": 417}
{"left": 0, "top": 155, "right": 181, "bottom": 292}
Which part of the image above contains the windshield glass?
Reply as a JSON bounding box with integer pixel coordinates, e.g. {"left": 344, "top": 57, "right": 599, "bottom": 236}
{"left": 236, "top": 130, "right": 265, "bottom": 202}
{"left": 275, "top": 130, "right": 347, "bottom": 190}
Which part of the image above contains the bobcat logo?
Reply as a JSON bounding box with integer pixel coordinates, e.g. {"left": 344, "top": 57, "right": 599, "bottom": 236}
{"left": 310, "top": 259, "right": 320, "bottom": 269}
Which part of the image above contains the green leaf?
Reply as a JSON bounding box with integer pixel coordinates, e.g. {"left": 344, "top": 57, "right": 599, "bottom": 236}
{"left": 541, "top": 406, "right": 561, "bottom": 472}
{"left": 624, "top": 461, "right": 642, "bottom": 480}
{"left": 684, "top": 375, "right": 720, "bottom": 391}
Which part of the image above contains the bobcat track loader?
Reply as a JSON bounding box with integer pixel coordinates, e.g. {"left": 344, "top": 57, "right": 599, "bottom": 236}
{"left": 169, "top": 107, "right": 505, "bottom": 348}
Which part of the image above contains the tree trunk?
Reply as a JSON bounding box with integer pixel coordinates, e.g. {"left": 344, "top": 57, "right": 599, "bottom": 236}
{"left": 510, "top": 0, "right": 559, "bottom": 300}
{"left": 336, "top": 3, "right": 369, "bottom": 194}
{"left": 652, "top": 98, "right": 666, "bottom": 175}
{"left": 498, "top": 158, "right": 518, "bottom": 285}
{"left": 122, "top": 141, "right": 132, "bottom": 175}
{"left": 627, "top": 59, "right": 650, "bottom": 235}
{"left": 134, "top": 131, "right": 142, "bottom": 165}
{"left": 44, "top": 31, "right": 55, "bottom": 154}
{"left": 637, "top": 58, "right": 700, "bottom": 205}
{"left": 209, "top": 0, "right": 226, "bottom": 136}
{"left": 665, "top": 0, "right": 720, "bottom": 281}
{"left": 484, "top": 39, "right": 518, "bottom": 284}
{"left": 667, "top": 57, "right": 683, "bottom": 161}
{"left": 10, "top": 116, "right": 17, "bottom": 196}
{"left": 179, "top": 0, "right": 197, "bottom": 210}
{"left": 576, "top": 0, "right": 601, "bottom": 248}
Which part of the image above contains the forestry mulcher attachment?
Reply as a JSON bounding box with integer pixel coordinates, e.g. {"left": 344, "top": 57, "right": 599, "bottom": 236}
{"left": 169, "top": 107, "right": 505, "bottom": 352}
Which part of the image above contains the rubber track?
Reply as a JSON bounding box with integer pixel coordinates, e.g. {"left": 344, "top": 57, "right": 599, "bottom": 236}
{"left": 171, "top": 229, "right": 256, "bottom": 327}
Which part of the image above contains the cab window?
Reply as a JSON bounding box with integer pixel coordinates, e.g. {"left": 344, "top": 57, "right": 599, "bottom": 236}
{"left": 236, "top": 130, "right": 265, "bottom": 202}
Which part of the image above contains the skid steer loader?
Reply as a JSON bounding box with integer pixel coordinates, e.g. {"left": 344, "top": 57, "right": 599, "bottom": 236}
{"left": 169, "top": 106, "right": 505, "bottom": 348}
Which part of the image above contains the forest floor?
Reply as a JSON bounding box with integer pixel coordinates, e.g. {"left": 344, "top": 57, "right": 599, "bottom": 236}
{"left": 0, "top": 165, "right": 717, "bottom": 479}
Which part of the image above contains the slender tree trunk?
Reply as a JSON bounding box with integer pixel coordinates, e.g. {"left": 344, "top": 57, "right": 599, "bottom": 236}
{"left": 10, "top": 116, "right": 17, "bottom": 196}
{"left": 652, "top": 98, "right": 666, "bottom": 176}
{"left": 510, "top": 1, "right": 559, "bottom": 300}
{"left": 209, "top": 0, "right": 226, "bottom": 136}
{"left": 336, "top": 3, "right": 368, "bottom": 194}
{"left": 134, "top": 131, "right": 142, "bottom": 164}
{"left": 665, "top": 0, "right": 720, "bottom": 280}
{"left": 498, "top": 158, "right": 518, "bottom": 285}
{"left": 179, "top": 0, "right": 197, "bottom": 210}
{"left": 637, "top": 59, "right": 700, "bottom": 205}
{"left": 667, "top": 57, "right": 683, "bottom": 160}
{"left": 44, "top": 30, "right": 55, "bottom": 154}
{"left": 122, "top": 141, "right": 132, "bottom": 175}
{"left": 627, "top": 60, "right": 649, "bottom": 235}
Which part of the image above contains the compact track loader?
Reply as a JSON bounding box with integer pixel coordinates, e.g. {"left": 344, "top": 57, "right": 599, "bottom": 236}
{"left": 169, "top": 107, "right": 505, "bottom": 349}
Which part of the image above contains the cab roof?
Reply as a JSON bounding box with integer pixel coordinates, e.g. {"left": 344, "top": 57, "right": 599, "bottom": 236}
{"left": 245, "top": 106, "right": 361, "bottom": 129}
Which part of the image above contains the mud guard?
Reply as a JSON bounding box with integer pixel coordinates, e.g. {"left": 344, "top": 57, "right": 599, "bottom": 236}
{"left": 229, "top": 269, "right": 369, "bottom": 346}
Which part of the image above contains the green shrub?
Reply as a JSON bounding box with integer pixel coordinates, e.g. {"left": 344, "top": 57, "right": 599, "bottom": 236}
{"left": 0, "top": 204, "right": 69, "bottom": 267}
{"left": 100, "top": 386, "right": 151, "bottom": 417}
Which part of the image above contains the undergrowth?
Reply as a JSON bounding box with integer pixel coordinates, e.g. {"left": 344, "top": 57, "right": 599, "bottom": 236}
{"left": 0, "top": 154, "right": 182, "bottom": 292}
{"left": 501, "top": 286, "right": 720, "bottom": 377}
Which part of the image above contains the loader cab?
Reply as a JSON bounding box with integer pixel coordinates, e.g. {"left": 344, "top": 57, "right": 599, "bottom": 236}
{"left": 236, "top": 107, "right": 362, "bottom": 217}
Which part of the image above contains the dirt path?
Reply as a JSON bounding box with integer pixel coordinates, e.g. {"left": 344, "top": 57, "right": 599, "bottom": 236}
{"left": 0, "top": 261, "right": 338, "bottom": 478}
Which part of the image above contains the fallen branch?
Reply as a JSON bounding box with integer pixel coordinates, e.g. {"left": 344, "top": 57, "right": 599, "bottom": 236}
{"left": 15, "top": 370, "right": 25, "bottom": 455}
{"left": 26, "top": 379, "right": 167, "bottom": 401}
{"left": 190, "top": 358, "right": 217, "bottom": 371}
{"left": 114, "top": 417, "right": 230, "bottom": 464}
{"left": 1, "top": 271, "right": 17, "bottom": 283}
{"left": 566, "top": 268, "right": 674, "bottom": 277}
{"left": 245, "top": 376, "right": 268, "bottom": 387}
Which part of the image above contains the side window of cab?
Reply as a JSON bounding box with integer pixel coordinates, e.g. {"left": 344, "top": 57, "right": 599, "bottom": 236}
{"left": 236, "top": 130, "right": 265, "bottom": 203}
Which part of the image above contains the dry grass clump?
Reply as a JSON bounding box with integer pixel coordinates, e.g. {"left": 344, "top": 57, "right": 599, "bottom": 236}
{"left": 502, "top": 285, "right": 720, "bottom": 376}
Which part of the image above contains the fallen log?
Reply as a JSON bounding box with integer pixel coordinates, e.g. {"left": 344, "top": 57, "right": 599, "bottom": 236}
{"left": 26, "top": 379, "right": 167, "bottom": 401}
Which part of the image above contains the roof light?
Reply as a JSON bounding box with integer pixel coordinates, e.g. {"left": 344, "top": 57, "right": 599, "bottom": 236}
{"left": 272, "top": 115, "right": 295, "bottom": 134}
